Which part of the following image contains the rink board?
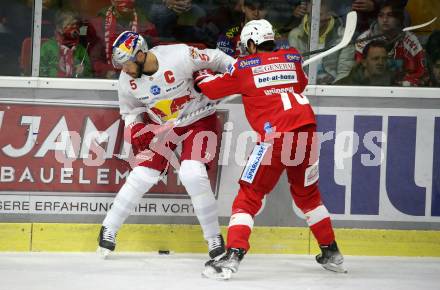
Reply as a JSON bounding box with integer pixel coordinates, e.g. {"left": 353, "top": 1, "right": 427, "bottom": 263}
{"left": 1, "top": 85, "right": 440, "bottom": 256}
{"left": 1, "top": 223, "right": 439, "bottom": 256}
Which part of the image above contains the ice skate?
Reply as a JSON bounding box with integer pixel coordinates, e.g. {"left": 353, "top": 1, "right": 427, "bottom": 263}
{"left": 202, "top": 248, "right": 246, "bottom": 280}
{"left": 207, "top": 234, "right": 225, "bottom": 259}
{"left": 316, "top": 241, "right": 347, "bottom": 273}
{"left": 97, "top": 226, "right": 117, "bottom": 259}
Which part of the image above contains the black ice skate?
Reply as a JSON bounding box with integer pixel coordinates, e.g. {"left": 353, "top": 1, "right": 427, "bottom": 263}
{"left": 97, "top": 226, "right": 117, "bottom": 258}
{"left": 316, "top": 241, "right": 347, "bottom": 273}
{"left": 202, "top": 248, "right": 246, "bottom": 280}
{"left": 207, "top": 234, "right": 225, "bottom": 259}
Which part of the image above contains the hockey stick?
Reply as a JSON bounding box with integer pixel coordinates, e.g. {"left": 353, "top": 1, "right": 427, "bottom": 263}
{"left": 171, "top": 13, "right": 359, "bottom": 124}
{"left": 145, "top": 12, "right": 359, "bottom": 131}
{"left": 302, "top": 11, "right": 357, "bottom": 66}
{"left": 146, "top": 16, "right": 439, "bottom": 130}
{"left": 303, "top": 16, "right": 438, "bottom": 57}
{"left": 403, "top": 16, "right": 437, "bottom": 31}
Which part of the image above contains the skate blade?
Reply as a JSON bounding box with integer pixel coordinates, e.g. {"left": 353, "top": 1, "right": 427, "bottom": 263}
{"left": 96, "top": 247, "right": 112, "bottom": 259}
{"left": 322, "top": 262, "right": 347, "bottom": 273}
{"left": 201, "top": 265, "right": 233, "bottom": 280}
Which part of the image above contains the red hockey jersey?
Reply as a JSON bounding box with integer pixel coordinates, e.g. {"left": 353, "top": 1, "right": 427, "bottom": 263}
{"left": 198, "top": 48, "right": 316, "bottom": 137}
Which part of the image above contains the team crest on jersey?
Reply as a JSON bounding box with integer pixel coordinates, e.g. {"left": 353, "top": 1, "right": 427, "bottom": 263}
{"left": 238, "top": 58, "right": 261, "bottom": 69}
{"left": 285, "top": 53, "right": 302, "bottom": 63}
{"left": 150, "top": 85, "right": 161, "bottom": 95}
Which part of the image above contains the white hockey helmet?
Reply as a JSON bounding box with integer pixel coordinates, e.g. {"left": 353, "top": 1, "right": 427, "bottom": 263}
{"left": 240, "top": 19, "right": 275, "bottom": 49}
{"left": 111, "top": 31, "right": 148, "bottom": 69}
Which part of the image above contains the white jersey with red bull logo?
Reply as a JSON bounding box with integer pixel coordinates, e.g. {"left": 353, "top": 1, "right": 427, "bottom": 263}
{"left": 117, "top": 44, "right": 234, "bottom": 127}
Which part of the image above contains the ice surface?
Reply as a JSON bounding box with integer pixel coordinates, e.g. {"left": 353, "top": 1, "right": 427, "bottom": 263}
{"left": 0, "top": 253, "right": 439, "bottom": 290}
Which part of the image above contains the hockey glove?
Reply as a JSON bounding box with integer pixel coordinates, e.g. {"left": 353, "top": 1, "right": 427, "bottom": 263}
{"left": 193, "top": 69, "right": 214, "bottom": 93}
{"left": 124, "top": 122, "right": 155, "bottom": 155}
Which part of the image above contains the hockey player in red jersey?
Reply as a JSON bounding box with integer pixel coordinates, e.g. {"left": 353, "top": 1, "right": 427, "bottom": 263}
{"left": 195, "top": 19, "right": 346, "bottom": 280}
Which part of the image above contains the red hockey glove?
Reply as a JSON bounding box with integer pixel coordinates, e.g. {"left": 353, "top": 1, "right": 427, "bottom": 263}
{"left": 193, "top": 69, "right": 214, "bottom": 92}
{"left": 124, "top": 122, "right": 155, "bottom": 155}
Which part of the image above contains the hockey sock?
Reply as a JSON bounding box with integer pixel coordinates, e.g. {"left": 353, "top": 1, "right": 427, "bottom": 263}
{"left": 305, "top": 205, "right": 335, "bottom": 245}
{"left": 226, "top": 212, "right": 254, "bottom": 251}
{"left": 179, "top": 160, "right": 220, "bottom": 239}
{"left": 103, "top": 167, "right": 160, "bottom": 232}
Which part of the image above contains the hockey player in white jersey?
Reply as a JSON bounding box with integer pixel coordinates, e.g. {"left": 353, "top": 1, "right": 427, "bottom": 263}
{"left": 97, "top": 31, "right": 234, "bottom": 259}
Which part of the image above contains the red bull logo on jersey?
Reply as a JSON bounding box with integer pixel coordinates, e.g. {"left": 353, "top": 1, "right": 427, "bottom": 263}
{"left": 150, "top": 95, "right": 193, "bottom": 121}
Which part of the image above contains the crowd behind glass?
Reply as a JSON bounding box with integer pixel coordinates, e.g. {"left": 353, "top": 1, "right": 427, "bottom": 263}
{"left": 0, "top": 0, "right": 439, "bottom": 87}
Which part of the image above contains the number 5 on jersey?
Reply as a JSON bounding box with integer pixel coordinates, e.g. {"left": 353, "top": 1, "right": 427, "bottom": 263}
{"left": 130, "top": 80, "right": 137, "bottom": 90}
{"left": 280, "top": 92, "right": 309, "bottom": 111}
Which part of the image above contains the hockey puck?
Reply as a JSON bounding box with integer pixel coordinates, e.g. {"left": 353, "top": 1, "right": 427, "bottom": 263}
{"left": 158, "top": 250, "right": 170, "bottom": 255}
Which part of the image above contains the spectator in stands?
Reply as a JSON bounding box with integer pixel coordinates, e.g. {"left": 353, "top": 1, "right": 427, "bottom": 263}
{"left": 277, "top": 0, "right": 309, "bottom": 35}
{"left": 425, "top": 31, "right": 440, "bottom": 87}
{"left": 86, "top": 0, "right": 157, "bottom": 78}
{"left": 288, "top": 0, "right": 355, "bottom": 84}
{"left": 334, "top": 1, "right": 410, "bottom": 33}
{"left": 195, "top": 0, "right": 243, "bottom": 48}
{"left": 40, "top": 10, "right": 92, "bottom": 78}
{"left": 216, "top": 0, "right": 268, "bottom": 57}
{"left": 0, "top": 1, "right": 21, "bottom": 75}
{"left": 427, "top": 52, "right": 440, "bottom": 87}
{"left": 336, "top": 40, "right": 394, "bottom": 85}
{"left": 350, "top": 0, "right": 379, "bottom": 32}
{"left": 355, "top": 0, "right": 425, "bottom": 86}
{"left": 1, "top": 0, "right": 61, "bottom": 76}
{"left": 148, "top": 0, "right": 206, "bottom": 43}
{"left": 425, "top": 30, "right": 440, "bottom": 62}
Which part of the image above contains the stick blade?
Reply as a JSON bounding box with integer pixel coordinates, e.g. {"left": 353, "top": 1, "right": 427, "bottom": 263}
{"left": 303, "top": 11, "right": 357, "bottom": 67}
{"left": 339, "top": 11, "right": 358, "bottom": 47}
{"left": 403, "top": 17, "right": 438, "bottom": 32}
